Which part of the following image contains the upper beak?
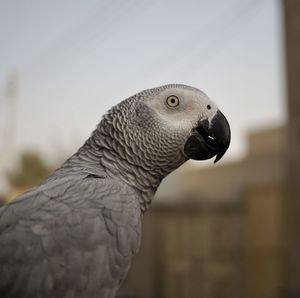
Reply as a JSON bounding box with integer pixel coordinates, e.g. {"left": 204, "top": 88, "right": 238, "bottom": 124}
{"left": 184, "top": 110, "right": 231, "bottom": 163}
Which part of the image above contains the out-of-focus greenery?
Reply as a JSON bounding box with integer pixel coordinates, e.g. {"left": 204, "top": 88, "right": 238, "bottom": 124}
{"left": 6, "top": 150, "right": 53, "bottom": 189}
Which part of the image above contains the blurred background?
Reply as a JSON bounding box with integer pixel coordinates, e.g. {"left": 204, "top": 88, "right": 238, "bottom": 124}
{"left": 0, "top": 0, "right": 299, "bottom": 297}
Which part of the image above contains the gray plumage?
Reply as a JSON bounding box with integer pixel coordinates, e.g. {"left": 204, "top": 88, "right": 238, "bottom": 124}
{"left": 0, "top": 84, "right": 230, "bottom": 298}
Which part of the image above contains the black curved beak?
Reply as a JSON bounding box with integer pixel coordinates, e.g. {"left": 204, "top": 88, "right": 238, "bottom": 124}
{"left": 184, "top": 110, "right": 231, "bottom": 163}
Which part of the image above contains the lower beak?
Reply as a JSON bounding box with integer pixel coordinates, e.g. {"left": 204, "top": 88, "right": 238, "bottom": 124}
{"left": 184, "top": 110, "right": 231, "bottom": 163}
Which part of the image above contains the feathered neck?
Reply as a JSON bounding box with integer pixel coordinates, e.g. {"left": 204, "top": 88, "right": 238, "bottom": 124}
{"left": 65, "top": 97, "right": 186, "bottom": 212}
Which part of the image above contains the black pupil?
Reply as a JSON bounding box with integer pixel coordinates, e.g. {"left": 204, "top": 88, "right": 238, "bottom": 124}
{"left": 207, "top": 104, "right": 211, "bottom": 110}
{"left": 170, "top": 98, "right": 176, "bottom": 104}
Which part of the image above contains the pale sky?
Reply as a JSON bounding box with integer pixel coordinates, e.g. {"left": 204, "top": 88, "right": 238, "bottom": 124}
{"left": 0, "top": 0, "right": 285, "bottom": 170}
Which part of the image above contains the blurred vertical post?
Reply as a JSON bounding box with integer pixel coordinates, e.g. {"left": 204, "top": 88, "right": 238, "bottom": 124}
{"left": 283, "top": 0, "right": 300, "bottom": 296}
{"left": 0, "top": 72, "right": 19, "bottom": 195}
{"left": 4, "top": 71, "right": 19, "bottom": 152}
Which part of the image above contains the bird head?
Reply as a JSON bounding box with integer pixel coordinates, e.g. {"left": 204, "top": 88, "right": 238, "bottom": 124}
{"left": 136, "top": 84, "right": 230, "bottom": 164}
{"left": 98, "top": 84, "right": 231, "bottom": 192}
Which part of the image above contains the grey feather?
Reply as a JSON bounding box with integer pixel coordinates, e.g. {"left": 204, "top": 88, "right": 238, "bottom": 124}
{"left": 0, "top": 84, "right": 230, "bottom": 298}
{"left": 0, "top": 174, "right": 141, "bottom": 298}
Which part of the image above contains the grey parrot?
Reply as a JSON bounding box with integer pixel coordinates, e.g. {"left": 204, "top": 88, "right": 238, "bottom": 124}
{"left": 0, "top": 84, "right": 230, "bottom": 298}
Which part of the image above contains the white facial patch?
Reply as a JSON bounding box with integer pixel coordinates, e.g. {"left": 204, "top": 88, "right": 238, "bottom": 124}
{"left": 145, "top": 86, "right": 219, "bottom": 132}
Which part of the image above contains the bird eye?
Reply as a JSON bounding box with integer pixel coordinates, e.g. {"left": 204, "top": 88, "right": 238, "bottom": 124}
{"left": 166, "top": 95, "right": 180, "bottom": 108}
{"left": 207, "top": 104, "right": 211, "bottom": 110}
